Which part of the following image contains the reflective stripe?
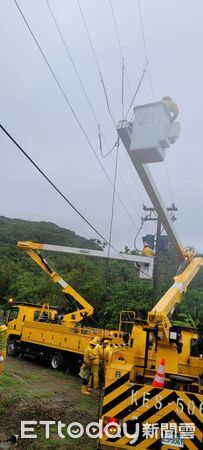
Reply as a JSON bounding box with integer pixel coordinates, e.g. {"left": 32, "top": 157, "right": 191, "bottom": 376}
{"left": 157, "top": 367, "right": 165, "bottom": 375}
{"left": 172, "top": 282, "right": 184, "bottom": 293}
{"left": 58, "top": 279, "right": 68, "bottom": 288}
{"left": 153, "top": 374, "right": 164, "bottom": 384}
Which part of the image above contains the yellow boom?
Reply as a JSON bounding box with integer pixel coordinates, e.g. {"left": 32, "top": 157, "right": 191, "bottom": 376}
{"left": 17, "top": 241, "right": 94, "bottom": 326}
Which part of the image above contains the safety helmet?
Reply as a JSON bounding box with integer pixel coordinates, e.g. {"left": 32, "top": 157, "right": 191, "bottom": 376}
{"left": 90, "top": 338, "right": 98, "bottom": 346}
{"left": 161, "top": 96, "right": 172, "bottom": 101}
{"left": 92, "top": 336, "right": 100, "bottom": 343}
{"left": 0, "top": 325, "right": 7, "bottom": 333}
{"left": 103, "top": 340, "right": 109, "bottom": 344}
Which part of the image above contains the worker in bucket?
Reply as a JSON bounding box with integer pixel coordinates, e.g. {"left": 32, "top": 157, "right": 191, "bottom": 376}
{"left": 141, "top": 243, "right": 154, "bottom": 257}
{"left": 161, "top": 96, "right": 179, "bottom": 121}
{"left": 0, "top": 325, "right": 7, "bottom": 375}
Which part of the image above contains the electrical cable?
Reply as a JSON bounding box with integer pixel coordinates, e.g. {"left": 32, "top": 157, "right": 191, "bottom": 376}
{"left": 76, "top": 0, "right": 144, "bottom": 224}
{"left": 108, "top": 0, "right": 149, "bottom": 213}
{"left": 0, "top": 122, "right": 125, "bottom": 260}
{"left": 109, "top": 0, "right": 132, "bottom": 98}
{"left": 137, "top": 0, "right": 175, "bottom": 224}
{"left": 13, "top": 0, "right": 140, "bottom": 231}
{"left": 134, "top": 221, "right": 144, "bottom": 253}
{"left": 105, "top": 141, "right": 119, "bottom": 302}
{"left": 137, "top": 0, "right": 155, "bottom": 101}
{"left": 46, "top": 0, "right": 112, "bottom": 155}
{"left": 48, "top": 0, "right": 133, "bottom": 217}
{"left": 121, "top": 56, "right": 125, "bottom": 120}
{"left": 98, "top": 126, "right": 119, "bottom": 158}
{"left": 124, "top": 61, "right": 148, "bottom": 120}
{"left": 77, "top": 0, "right": 117, "bottom": 128}
{"left": 164, "top": 162, "right": 174, "bottom": 204}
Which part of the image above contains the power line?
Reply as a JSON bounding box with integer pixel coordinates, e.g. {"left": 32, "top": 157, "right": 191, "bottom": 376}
{"left": 124, "top": 61, "right": 148, "bottom": 120}
{"left": 13, "top": 0, "right": 139, "bottom": 230}
{"left": 109, "top": 0, "right": 133, "bottom": 98}
{"left": 111, "top": 153, "right": 141, "bottom": 218}
{"left": 137, "top": 2, "right": 175, "bottom": 213}
{"left": 98, "top": 127, "right": 141, "bottom": 219}
{"left": 137, "top": 0, "right": 155, "bottom": 101}
{"left": 46, "top": 0, "right": 140, "bottom": 225}
{"left": 164, "top": 162, "right": 174, "bottom": 204}
{"left": 98, "top": 126, "right": 118, "bottom": 158}
{"left": 1, "top": 123, "right": 150, "bottom": 278}
{"left": 76, "top": 0, "right": 143, "bottom": 223}
{"left": 77, "top": 0, "right": 117, "bottom": 128}
{"left": 46, "top": 0, "right": 111, "bottom": 154}
{"left": 0, "top": 122, "right": 125, "bottom": 259}
{"left": 105, "top": 142, "right": 119, "bottom": 300}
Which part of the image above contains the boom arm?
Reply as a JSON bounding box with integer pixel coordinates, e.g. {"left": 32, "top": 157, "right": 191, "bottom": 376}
{"left": 148, "top": 257, "right": 203, "bottom": 342}
{"left": 17, "top": 241, "right": 94, "bottom": 326}
{"left": 19, "top": 241, "right": 154, "bottom": 280}
{"left": 117, "top": 101, "right": 201, "bottom": 343}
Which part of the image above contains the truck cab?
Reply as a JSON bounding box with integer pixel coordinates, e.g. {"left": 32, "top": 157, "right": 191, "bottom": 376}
{"left": 5, "top": 303, "right": 58, "bottom": 356}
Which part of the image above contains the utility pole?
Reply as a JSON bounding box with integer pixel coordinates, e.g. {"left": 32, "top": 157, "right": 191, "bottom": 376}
{"left": 142, "top": 204, "right": 178, "bottom": 303}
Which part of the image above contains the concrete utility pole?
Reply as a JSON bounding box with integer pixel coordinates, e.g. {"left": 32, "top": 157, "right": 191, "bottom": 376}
{"left": 142, "top": 204, "right": 178, "bottom": 303}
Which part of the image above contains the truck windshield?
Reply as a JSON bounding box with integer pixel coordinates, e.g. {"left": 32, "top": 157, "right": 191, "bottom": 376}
{"left": 8, "top": 307, "right": 19, "bottom": 322}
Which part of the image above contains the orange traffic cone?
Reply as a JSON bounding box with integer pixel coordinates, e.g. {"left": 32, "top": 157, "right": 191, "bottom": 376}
{"left": 152, "top": 358, "right": 166, "bottom": 387}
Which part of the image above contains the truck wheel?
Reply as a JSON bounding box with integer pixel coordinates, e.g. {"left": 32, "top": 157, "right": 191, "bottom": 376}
{"left": 49, "top": 352, "right": 63, "bottom": 370}
{"left": 7, "top": 341, "right": 18, "bottom": 357}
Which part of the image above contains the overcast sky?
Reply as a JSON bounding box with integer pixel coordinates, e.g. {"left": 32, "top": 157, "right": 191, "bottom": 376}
{"left": 0, "top": 0, "right": 203, "bottom": 253}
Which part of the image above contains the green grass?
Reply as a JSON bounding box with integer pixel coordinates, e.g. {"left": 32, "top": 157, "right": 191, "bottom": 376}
{"left": 0, "top": 369, "right": 51, "bottom": 411}
{"left": 0, "top": 360, "right": 100, "bottom": 449}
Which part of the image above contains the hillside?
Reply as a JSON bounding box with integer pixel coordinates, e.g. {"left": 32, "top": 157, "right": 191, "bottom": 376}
{"left": 0, "top": 216, "right": 202, "bottom": 334}
{"left": 0, "top": 216, "right": 102, "bottom": 249}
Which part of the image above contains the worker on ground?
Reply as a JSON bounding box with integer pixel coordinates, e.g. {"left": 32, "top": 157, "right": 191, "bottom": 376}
{"left": 79, "top": 361, "right": 91, "bottom": 395}
{"left": 161, "top": 96, "right": 179, "bottom": 121}
{"left": 84, "top": 338, "right": 101, "bottom": 390}
{"left": 141, "top": 243, "right": 155, "bottom": 257}
{"left": 102, "top": 340, "right": 112, "bottom": 381}
{"left": 91, "top": 336, "right": 102, "bottom": 355}
{"left": 0, "top": 325, "right": 7, "bottom": 375}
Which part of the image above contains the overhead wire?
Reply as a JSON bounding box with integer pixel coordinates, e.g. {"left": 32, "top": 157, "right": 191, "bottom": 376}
{"left": 111, "top": 152, "right": 141, "bottom": 217}
{"left": 98, "top": 0, "right": 152, "bottom": 291}
{"left": 46, "top": 0, "right": 112, "bottom": 155}
{"left": 134, "top": 221, "right": 144, "bottom": 253}
{"left": 109, "top": 0, "right": 133, "bottom": 99}
{"left": 137, "top": 0, "right": 175, "bottom": 218}
{"left": 98, "top": 126, "right": 119, "bottom": 158}
{"left": 105, "top": 141, "right": 119, "bottom": 301}
{"left": 0, "top": 124, "right": 151, "bottom": 280}
{"left": 77, "top": 0, "right": 117, "bottom": 129}
{"left": 107, "top": 0, "right": 147, "bottom": 211}
{"left": 13, "top": 0, "right": 139, "bottom": 230}
{"left": 124, "top": 61, "right": 148, "bottom": 120}
{"left": 77, "top": 0, "right": 145, "bottom": 222}
{"left": 0, "top": 122, "right": 125, "bottom": 260}
{"left": 51, "top": 0, "right": 141, "bottom": 224}
{"left": 137, "top": 0, "right": 174, "bottom": 209}
{"left": 137, "top": 0, "right": 155, "bottom": 102}
{"left": 164, "top": 162, "right": 174, "bottom": 204}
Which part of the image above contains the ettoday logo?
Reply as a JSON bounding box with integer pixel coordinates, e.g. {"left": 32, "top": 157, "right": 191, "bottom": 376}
{"left": 20, "top": 418, "right": 140, "bottom": 444}
{"left": 20, "top": 419, "right": 195, "bottom": 444}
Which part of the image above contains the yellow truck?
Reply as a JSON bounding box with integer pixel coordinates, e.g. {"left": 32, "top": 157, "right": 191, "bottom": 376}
{"left": 5, "top": 241, "right": 124, "bottom": 370}
{"left": 6, "top": 301, "right": 123, "bottom": 370}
